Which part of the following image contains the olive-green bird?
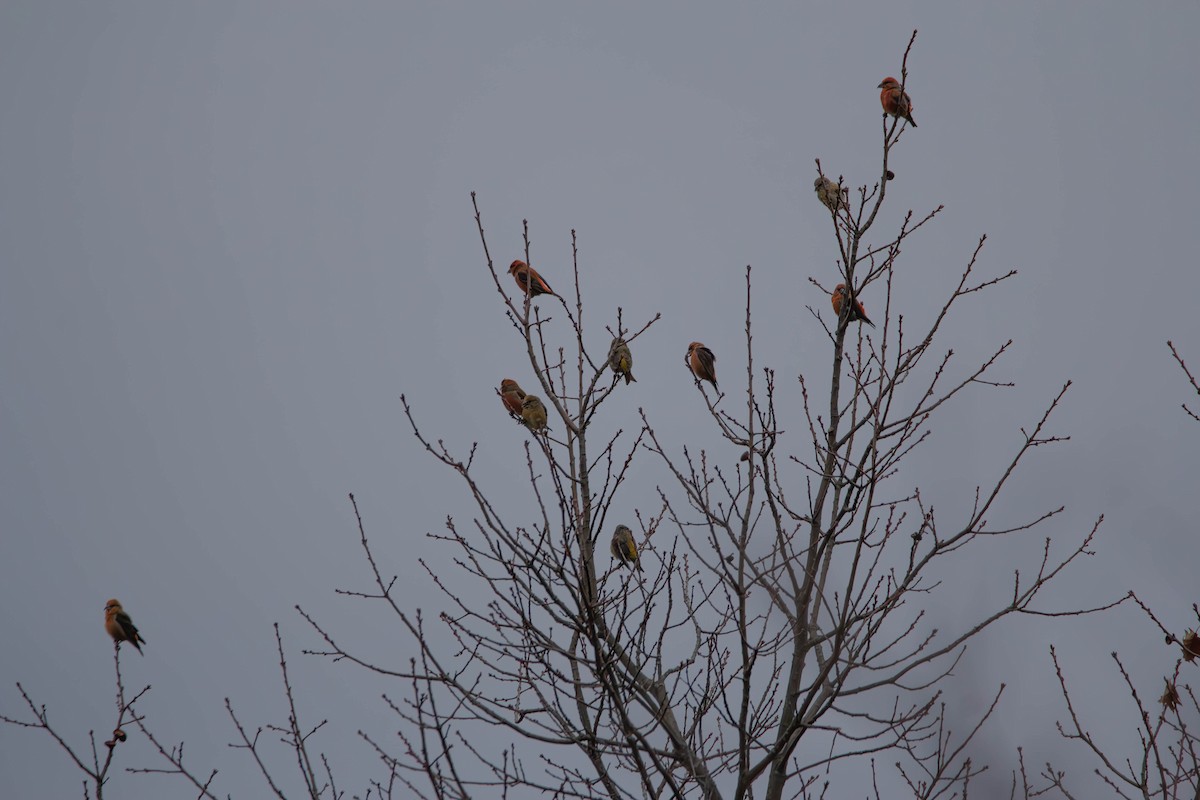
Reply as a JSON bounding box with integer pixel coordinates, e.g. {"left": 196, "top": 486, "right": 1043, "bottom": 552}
{"left": 814, "top": 175, "right": 849, "bottom": 213}
{"left": 608, "top": 337, "right": 636, "bottom": 385}
{"left": 521, "top": 394, "right": 549, "bottom": 432}
{"left": 610, "top": 524, "right": 643, "bottom": 572}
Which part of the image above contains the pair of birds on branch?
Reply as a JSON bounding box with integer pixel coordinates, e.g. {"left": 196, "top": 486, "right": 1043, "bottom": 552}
{"left": 500, "top": 377, "right": 549, "bottom": 432}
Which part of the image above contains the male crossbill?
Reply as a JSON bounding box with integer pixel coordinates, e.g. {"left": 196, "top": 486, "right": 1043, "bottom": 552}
{"left": 610, "top": 524, "right": 643, "bottom": 572}
{"left": 521, "top": 394, "right": 549, "bottom": 432}
{"left": 814, "top": 176, "right": 849, "bottom": 214}
{"left": 508, "top": 260, "right": 556, "bottom": 297}
{"left": 832, "top": 283, "right": 875, "bottom": 327}
{"left": 104, "top": 599, "right": 146, "bottom": 655}
{"left": 499, "top": 378, "right": 526, "bottom": 419}
{"left": 878, "top": 77, "right": 917, "bottom": 127}
{"left": 687, "top": 342, "right": 718, "bottom": 391}
{"left": 608, "top": 338, "right": 636, "bottom": 384}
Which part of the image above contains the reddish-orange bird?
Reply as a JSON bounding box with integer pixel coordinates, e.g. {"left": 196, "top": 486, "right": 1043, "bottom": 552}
{"left": 104, "top": 598, "right": 146, "bottom": 655}
{"left": 687, "top": 342, "right": 718, "bottom": 391}
{"left": 832, "top": 284, "right": 875, "bottom": 328}
{"left": 499, "top": 378, "right": 527, "bottom": 419}
{"left": 508, "top": 260, "right": 556, "bottom": 297}
{"left": 878, "top": 77, "right": 917, "bottom": 127}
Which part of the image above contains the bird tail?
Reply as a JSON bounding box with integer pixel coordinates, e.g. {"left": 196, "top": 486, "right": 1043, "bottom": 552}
{"left": 625, "top": 372, "right": 636, "bottom": 385}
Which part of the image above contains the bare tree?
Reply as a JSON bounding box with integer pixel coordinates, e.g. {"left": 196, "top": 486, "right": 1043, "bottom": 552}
{"left": 293, "top": 33, "right": 1111, "bottom": 799}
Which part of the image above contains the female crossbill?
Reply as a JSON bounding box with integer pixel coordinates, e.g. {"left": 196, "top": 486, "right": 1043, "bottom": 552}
{"left": 104, "top": 598, "right": 146, "bottom": 655}
{"left": 508, "top": 260, "right": 556, "bottom": 297}
{"left": 499, "top": 378, "right": 526, "bottom": 419}
{"left": 521, "top": 394, "right": 549, "bottom": 432}
{"left": 687, "top": 342, "right": 718, "bottom": 391}
{"left": 832, "top": 283, "right": 875, "bottom": 327}
{"left": 814, "top": 176, "right": 849, "bottom": 213}
{"left": 878, "top": 77, "right": 917, "bottom": 127}
{"left": 610, "top": 524, "right": 643, "bottom": 571}
{"left": 608, "top": 338, "right": 636, "bottom": 384}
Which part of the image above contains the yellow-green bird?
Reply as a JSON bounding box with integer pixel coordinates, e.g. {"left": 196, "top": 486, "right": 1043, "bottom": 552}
{"left": 814, "top": 175, "right": 849, "bottom": 213}
{"left": 607, "top": 337, "right": 636, "bottom": 384}
{"left": 521, "top": 394, "right": 548, "bottom": 432}
{"left": 610, "top": 524, "right": 642, "bottom": 572}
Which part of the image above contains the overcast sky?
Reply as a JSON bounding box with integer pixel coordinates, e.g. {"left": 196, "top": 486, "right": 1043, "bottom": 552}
{"left": 2, "top": 3, "right": 1198, "bottom": 797}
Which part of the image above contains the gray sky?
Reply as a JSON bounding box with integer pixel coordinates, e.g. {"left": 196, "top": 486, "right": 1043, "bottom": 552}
{"left": 2, "top": 2, "right": 1198, "bottom": 797}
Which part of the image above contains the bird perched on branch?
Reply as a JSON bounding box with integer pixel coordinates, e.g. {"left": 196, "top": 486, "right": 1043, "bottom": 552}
{"left": 814, "top": 176, "right": 850, "bottom": 214}
{"left": 508, "top": 260, "right": 556, "bottom": 297}
{"left": 499, "top": 378, "right": 526, "bottom": 419}
{"left": 687, "top": 342, "right": 718, "bottom": 391}
{"left": 608, "top": 338, "right": 636, "bottom": 384}
{"left": 521, "top": 394, "right": 549, "bottom": 432}
{"left": 832, "top": 283, "right": 875, "bottom": 327}
{"left": 610, "top": 524, "right": 643, "bottom": 572}
{"left": 104, "top": 598, "right": 146, "bottom": 655}
{"left": 878, "top": 77, "right": 917, "bottom": 127}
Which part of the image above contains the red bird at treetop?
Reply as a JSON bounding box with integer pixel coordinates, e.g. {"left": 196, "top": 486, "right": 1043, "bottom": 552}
{"left": 878, "top": 77, "right": 917, "bottom": 127}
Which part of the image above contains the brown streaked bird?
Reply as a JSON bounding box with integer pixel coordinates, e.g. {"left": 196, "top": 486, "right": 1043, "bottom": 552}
{"left": 831, "top": 283, "right": 875, "bottom": 328}
{"left": 608, "top": 338, "right": 636, "bottom": 385}
{"left": 499, "top": 378, "right": 526, "bottom": 419}
{"left": 687, "top": 342, "right": 718, "bottom": 391}
{"left": 814, "top": 176, "right": 850, "bottom": 213}
{"left": 878, "top": 77, "right": 917, "bottom": 127}
{"left": 521, "top": 394, "right": 549, "bottom": 432}
{"left": 508, "top": 259, "right": 556, "bottom": 297}
{"left": 610, "top": 524, "right": 643, "bottom": 572}
{"left": 104, "top": 599, "right": 146, "bottom": 655}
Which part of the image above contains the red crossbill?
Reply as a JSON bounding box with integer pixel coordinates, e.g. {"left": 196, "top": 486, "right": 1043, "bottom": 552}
{"left": 832, "top": 283, "right": 875, "bottom": 327}
{"left": 687, "top": 342, "right": 718, "bottom": 391}
{"left": 499, "top": 378, "right": 526, "bottom": 418}
{"left": 508, "top": 260, "right": 555, "bottom": 297}
{"left": 878, "top": 77, "right": 917, "bottom": 127}
{"left": 104, "top": 598, "right": 146, "bottom": 655}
